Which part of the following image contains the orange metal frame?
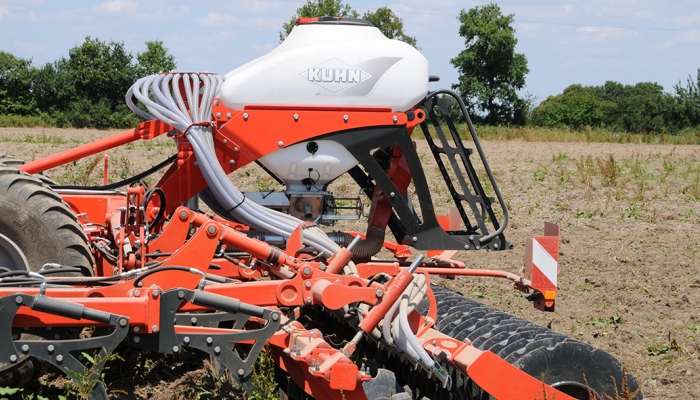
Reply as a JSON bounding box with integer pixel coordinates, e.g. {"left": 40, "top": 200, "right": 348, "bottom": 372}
{"left": 8, "top": 99, "right": 565, "bottom": 399}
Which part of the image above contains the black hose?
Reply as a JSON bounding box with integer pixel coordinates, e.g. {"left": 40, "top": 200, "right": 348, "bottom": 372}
{"left": 143, "top": 186, "right": 166, "bottom": 232}
{"left": 52, "top": 154, "right": 177, "bottom": 190}
{"left": 133, "top": 266, "right": 192, "bottom": 287}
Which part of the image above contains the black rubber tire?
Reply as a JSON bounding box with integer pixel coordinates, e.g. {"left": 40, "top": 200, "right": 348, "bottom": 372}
{"left": 0, "top": 167, "right": 93, "bottom": 274}
{"left": 430, "top": 285, "right": 642, "bottom": 399}
{"left": 0, "top": 167, "right": 94, "bottom": 388}
{"left": 0, "top": 154, "right": 57, "bottom": 186}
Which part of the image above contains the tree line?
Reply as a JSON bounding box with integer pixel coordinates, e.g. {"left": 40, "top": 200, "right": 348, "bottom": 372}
{"left": 0, "top": 38, "right": 176, "bottom": 129}
{"left": 529, "top": 78, "right": 700, "bottom": 134}
{"left": 1, "top": 0, "right": 699, "bottom": 134}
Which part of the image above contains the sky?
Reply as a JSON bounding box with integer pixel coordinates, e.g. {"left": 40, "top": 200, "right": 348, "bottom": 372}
{"left": 1, "top": 0, "right": 699, "bottom": 104}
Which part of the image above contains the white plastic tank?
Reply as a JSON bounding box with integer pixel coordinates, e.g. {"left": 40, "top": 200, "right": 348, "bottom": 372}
{"left": 220, "top": 18, "right": 429, "bottom": 112}
{"left": 258, "top": 140, "right": 358, "bottom": 192}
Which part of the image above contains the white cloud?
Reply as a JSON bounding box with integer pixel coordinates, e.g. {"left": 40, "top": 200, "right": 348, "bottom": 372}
{"left": 582, "top": 0, "right": 655, "bottom": 21}
{"left": 196, "top": 13, "right": 281, "bottom": 30}
{"left": 509, "top": 4, "right": 579, "bottom": 21}
{"left": 134, "top": 5, "right": 188, "bottom": 21}
{"left": 577, "top": 26, "right": 640, "bottom": 42}
{"left": 94, "top": 0, "right": 138, "bottom": 14}
{"left": 14, "top": 40, "right": 43, "bottom": 52}
{"left": 675, "top": 12, "right": 700, "bottom": 28}
{"left": 251, "top": 43, "right": 274, "bottom": 53}
{"left": 674, "top": 31, "right": 700, "bottom": 44}
{"left": 197, "top": 13, "right": 235, "bottom": 27}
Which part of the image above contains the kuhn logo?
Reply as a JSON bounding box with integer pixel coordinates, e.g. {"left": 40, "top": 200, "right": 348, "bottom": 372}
{"left": 300, "top": 58, "right": 371, "bottom": 93}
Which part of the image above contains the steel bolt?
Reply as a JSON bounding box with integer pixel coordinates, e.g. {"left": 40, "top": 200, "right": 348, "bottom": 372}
{"left": 216, "top": 112, "right": 222, "bottom": 118}
{"left": 173, "top": 346, "right": 180, "bottom": 353}
{"left": 134, "top": 290, "right": 141, "bottom": 297}
{"left": 389, "top": 192, "right": 395, "bottom": 197}
{"left": 278, "top": 140, "right": 284, "bottom": 147}
{"left": 223, "top": 139, "right": 227, "bottom": 144}
{"left": 183, "top": 337, "right": 191, "bottom": 345}
{"left": 494, "top": 243, "right": 499, "bottom": 249}
{"left": 464, "top": 245, "right": 470, "bottom": 250}
{"left": 119, "top": 318, "right": 128, "bottom": 327}
{"left": 243, "top": 113, "right": 249, "bottom": 120}
{"left": 15, "top": 296, "right": 22, "bottom": 305}
{"left": 133, "top": 336, "right": 140, "bottom": 343}
{"left": 206, "top": 337, "right": 213, "bottom": 345}
{"left": 133, "top": 326, "right": 140, "bottom": 333}
{"left": 302, "top": 267, "right": 311, "bottom": 276}
{"left": 9, "top": 355, "right": 17, "bottom": 363}
{"left": 306, "top": 296, "right": 312, "bottom": 304}
{"left": 152, "top": 290, "right": 159, "bottom": 299}
{"left": 21, "top": 345, "right": 29, "bottom": 353}
{"left": 214, "top": 346, "right": 221, "bottom": 355}
{"left": 47, "top": 345, "right": 54, "bottom": 354}
{"left": 214, "top": 100, "right": 220, "bottom": 106}
{"left": 208, "top": 226, "right": 217, "bottom": 235}
{"left": 191, "top": 317, "right": 198, "bottom": 325}
{"left": 152, "top": 325, "right": 159, "bottom": 333}
{"left": 178, "top": 290, "right": 185, "bottom": 299}
{"left": 226, "top": 112, "right": 232, "bottom": 118}
{"left": 469, "top": 235, "right": 474, "bottom": 241}
{"left": 229, "top": 160, "right": 235, "bottom": 166}
{"left": 475, "top": 246, "right": 480, "bottom": 250}
{"left": 263, "top": 270, "right": 269, "bottom": 277}
{"left": 56, "top": 355, "right": 63, "bottom": 363}
{"left": 234, "top": 147, "right": 239, "bottom": 152}
{"left": 238, "top": 368, "right": 245, "bottom": 376}
{"left": 194, "top": 161, "right": 198, "bottom": 167}
{"left": 271, "top": 312, "right": 280, "bottom": 322}
{"left": 343, "top": 115, "right": 349, "bottom": 122}
{"left": 375, "top": 290, "right": 383, "bottom": 298}
{"left": 180, "top": 210, "right": 188, "bottom": 219}
{"left": 293, "top": 114, "right": 299, "bottom": 121}
{"left": 55, "top": 334, "right": 61, "bottom": 340}
{"left": 392, "top": 116, "right": 398, "bottom": 122}
{"left": 319, "top": 265, "right": 326, "bottom": 271}
{"left": 305, "top": 281, "right": 311, "bottom": 289}
{"left": 412, "top": 236, "right": 418, "bottom": 242}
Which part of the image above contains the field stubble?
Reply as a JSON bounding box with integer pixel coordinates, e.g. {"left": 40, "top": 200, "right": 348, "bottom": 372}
{"left": 1, "top": 127, "right": 699, "bottom": 399}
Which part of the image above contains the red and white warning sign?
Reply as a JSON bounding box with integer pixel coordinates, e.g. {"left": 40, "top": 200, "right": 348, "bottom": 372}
{"left": 523, "top": 222, "right": 560, "bottom": 311}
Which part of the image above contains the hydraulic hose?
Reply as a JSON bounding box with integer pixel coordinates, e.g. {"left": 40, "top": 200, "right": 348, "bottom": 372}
{"left": 126, "top": 73, "right": 358, "bottom": 273}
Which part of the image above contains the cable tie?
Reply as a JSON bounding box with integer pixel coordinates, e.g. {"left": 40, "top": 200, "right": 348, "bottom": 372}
{"left": 226, "top": 193, "right": 246, "bottom": 213}
{"left": 183, "top": 121, "right": 215, "bottom": 136}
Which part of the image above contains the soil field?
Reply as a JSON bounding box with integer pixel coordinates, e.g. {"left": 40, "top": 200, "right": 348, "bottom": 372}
{"left": 1, "top": 127, "right": 699, "bottom": 399}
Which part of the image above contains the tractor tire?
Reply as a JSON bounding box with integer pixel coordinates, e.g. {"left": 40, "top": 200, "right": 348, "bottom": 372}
{"left": 0, "top": 166, "right": 94, "bottom": 388}
{"left": 0, "top": 167, "right": 93, "bottom": 274}
{"left": 430, "top": 285, "right": 642, "bottom": 400}
{"left": 0, "top": 154, "right": 57, "bottom": 186}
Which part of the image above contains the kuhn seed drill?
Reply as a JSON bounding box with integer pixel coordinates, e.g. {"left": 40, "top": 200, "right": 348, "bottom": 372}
{"left": 0, "top": 17, "right": 640, "bottom": 399}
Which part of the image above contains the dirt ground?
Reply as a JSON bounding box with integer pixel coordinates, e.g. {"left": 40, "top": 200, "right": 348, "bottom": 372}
{"left": 1, "top": 127, "right": 699, "bottom": 399}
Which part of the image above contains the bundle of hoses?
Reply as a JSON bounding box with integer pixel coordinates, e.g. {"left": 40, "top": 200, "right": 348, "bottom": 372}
{"left": 358, "top": 255, "right": 449, "bottom": 386}
{"left": 125, "top": 73, "right": 353, "bottom": 272}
